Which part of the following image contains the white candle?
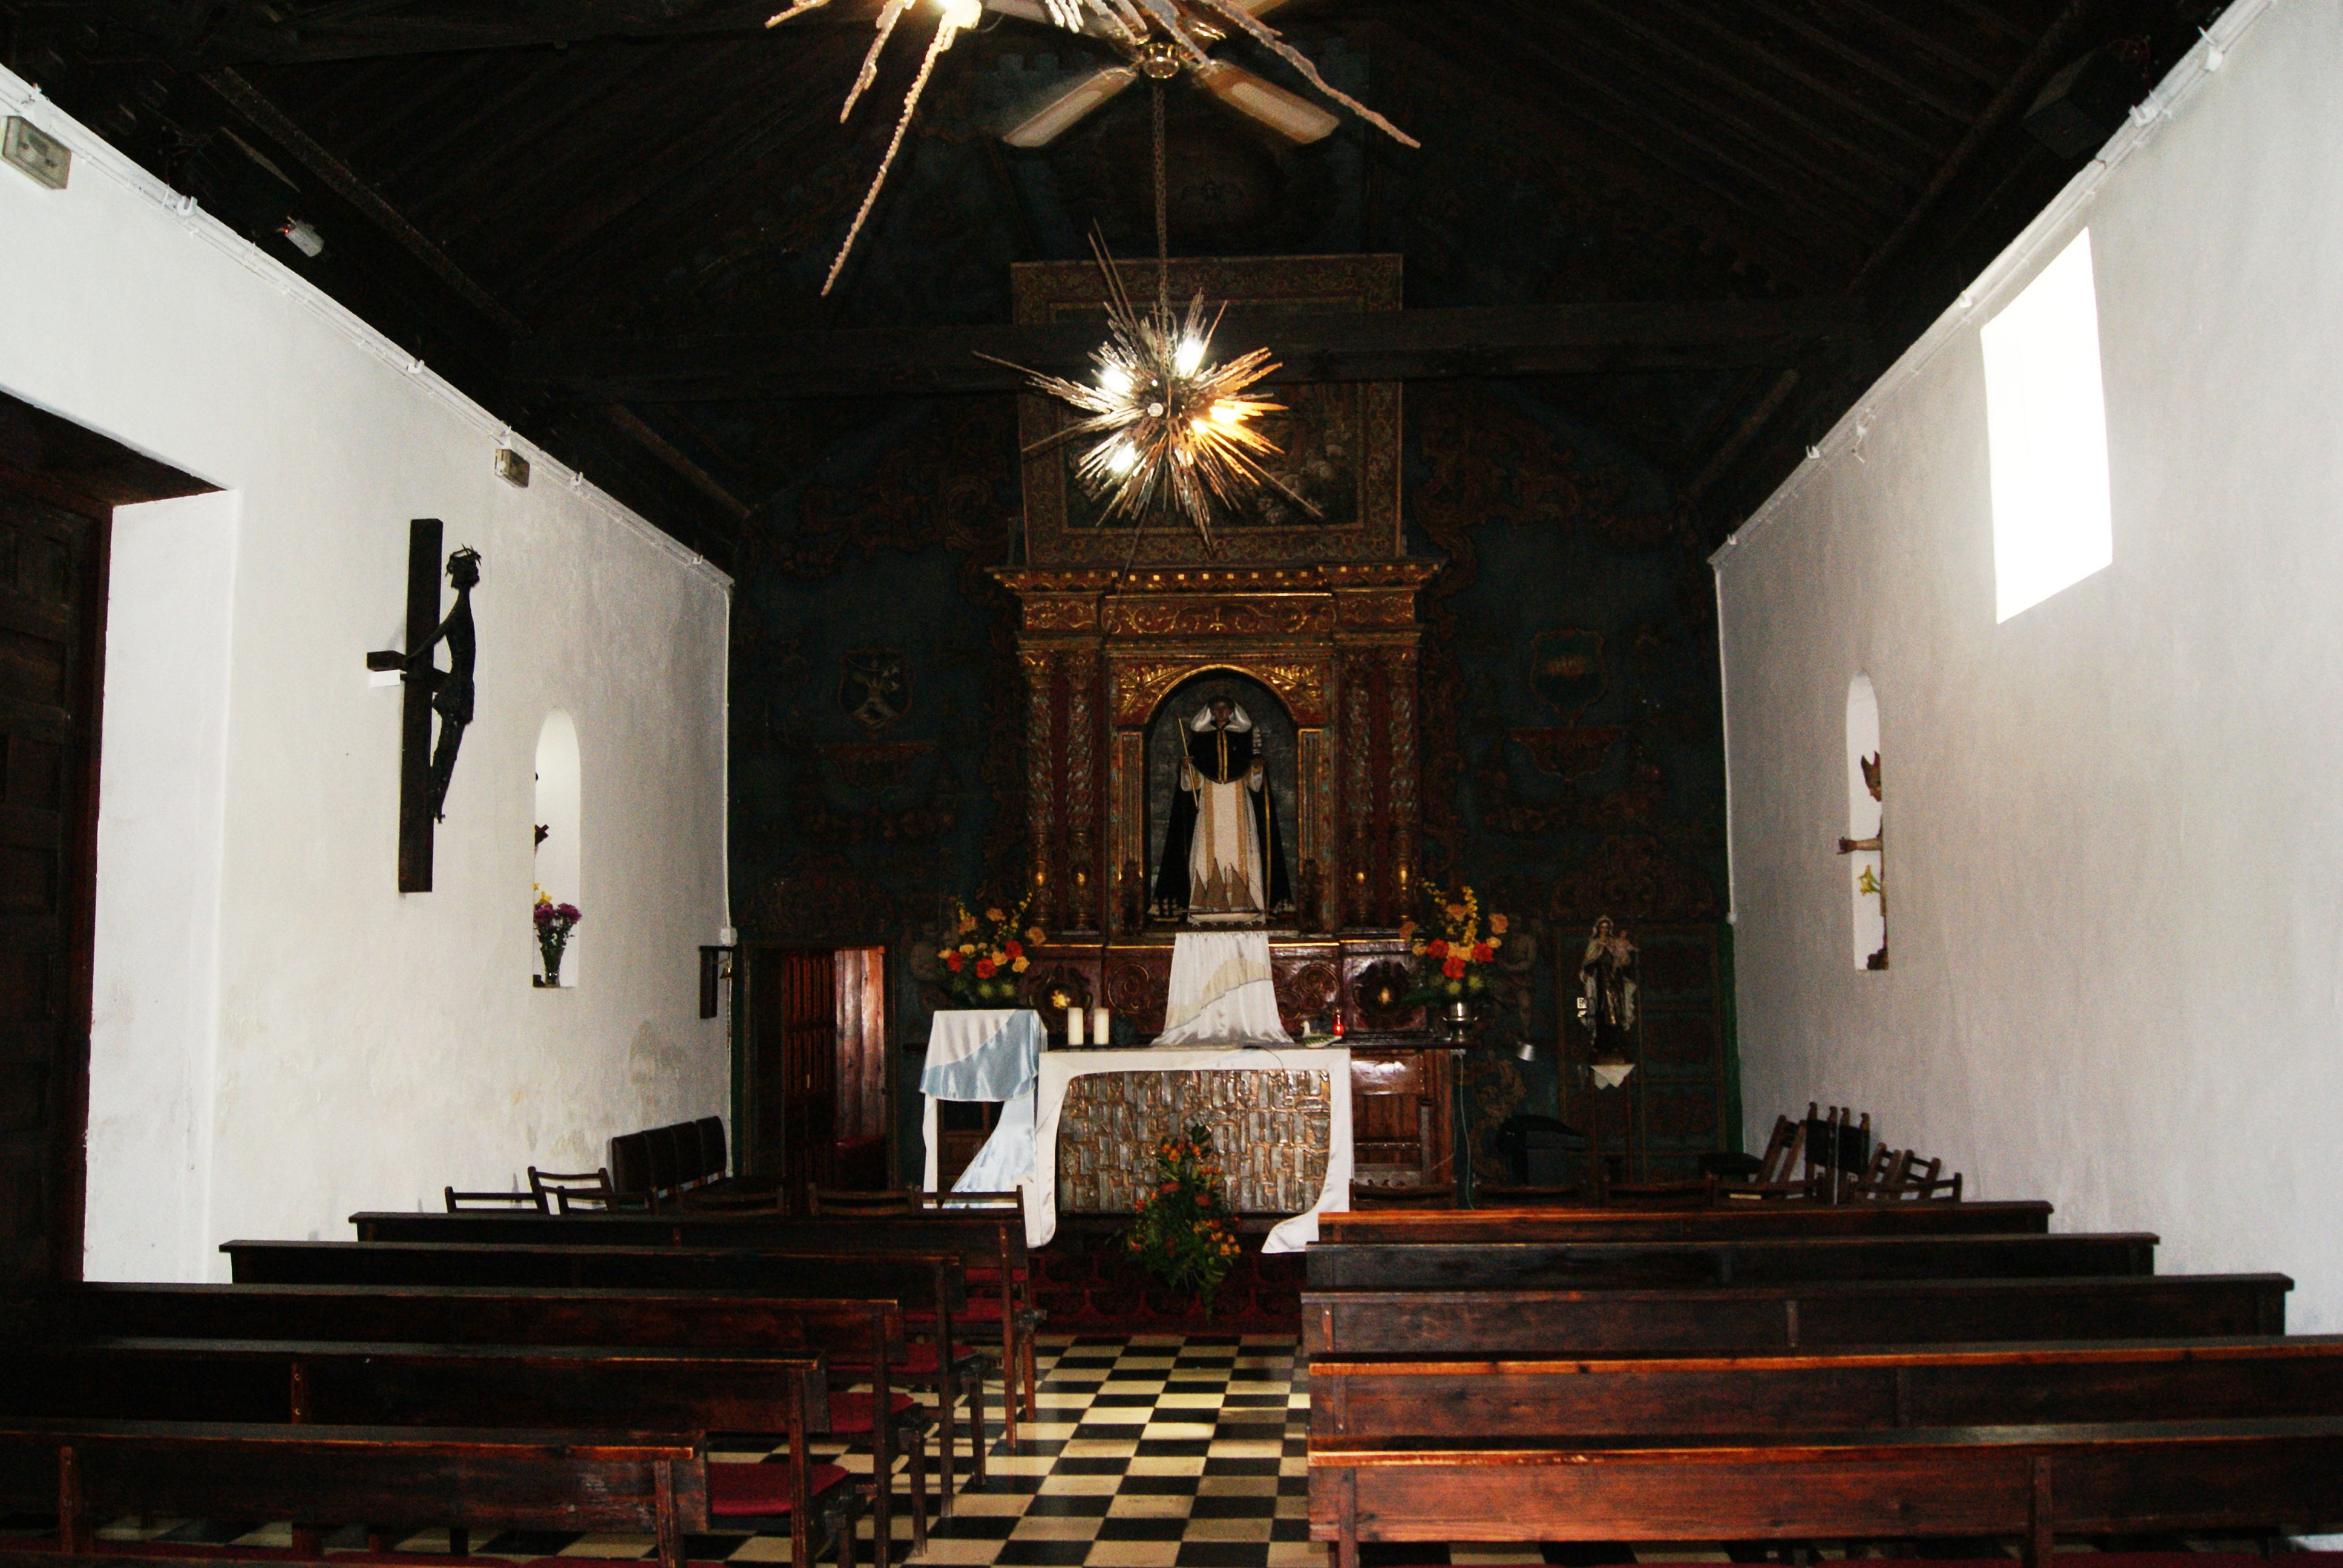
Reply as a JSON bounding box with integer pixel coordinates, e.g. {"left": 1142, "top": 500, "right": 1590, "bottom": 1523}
{"left": 1090, "top": 1005, "right": 1110, "bottom": 1045}
{"left": 1066, "top": 1005, "right": 1085, "bottom": 1046}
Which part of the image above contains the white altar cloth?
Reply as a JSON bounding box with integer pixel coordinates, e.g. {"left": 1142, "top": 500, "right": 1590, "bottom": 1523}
{"left": 919, "top": 1008, "right": 1044, "bottom": 1195}
{"left": 946, "top": 1046, "right": 1350, "bottom": 1253}
{"left": 1151, "top": 930, "right": 1291, "bottom": 1048}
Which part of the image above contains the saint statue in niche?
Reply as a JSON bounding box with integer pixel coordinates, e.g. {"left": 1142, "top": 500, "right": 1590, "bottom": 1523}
{"left": 1151, "top": 696, "right": 1294, "bottom": 924}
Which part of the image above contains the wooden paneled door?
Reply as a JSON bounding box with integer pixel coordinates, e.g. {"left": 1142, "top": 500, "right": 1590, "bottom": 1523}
{"left": 0, "top": 476, "right": 107, "bottom": 1284}
{"left": 743, "top": 946, "right": 838, "bottom": 1207}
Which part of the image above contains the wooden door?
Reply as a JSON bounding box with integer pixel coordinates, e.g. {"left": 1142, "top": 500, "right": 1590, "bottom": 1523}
{"left": 0, "top": 477, "right": 107, "bottom": 1284}
{"left": 744, "top": 946, "right": 838, "bottom": 1206}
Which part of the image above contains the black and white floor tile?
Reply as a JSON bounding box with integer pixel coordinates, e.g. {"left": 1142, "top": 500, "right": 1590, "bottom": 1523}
{"left": 86, "top": 1334, "right": 2279, "bottom": 1567}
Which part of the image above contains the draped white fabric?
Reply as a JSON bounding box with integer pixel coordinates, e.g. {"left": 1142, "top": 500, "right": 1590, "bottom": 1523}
{"left": 1152, "top": 930, "right": 1291, "bottom": 1049}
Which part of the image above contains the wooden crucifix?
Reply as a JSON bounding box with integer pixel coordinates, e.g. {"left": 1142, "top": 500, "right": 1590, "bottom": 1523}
{"left": 365, "top": 520, "right": 480, "bottom": 892}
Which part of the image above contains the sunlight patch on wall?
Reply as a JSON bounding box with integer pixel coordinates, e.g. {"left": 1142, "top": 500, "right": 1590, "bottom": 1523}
{"left": 1983, "top": 228, "right": 2114, "bottom": 623}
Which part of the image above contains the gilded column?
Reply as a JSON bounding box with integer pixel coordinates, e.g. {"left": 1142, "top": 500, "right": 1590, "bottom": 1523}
{"left": 1022, "top": 650, "right": 1055, "bottom": 929}
{"left": 1386, "top": 644, "right": 1420, "bottom": 918}
{"left": 1066, "top": 647, "right": 1101, "bottom": 931}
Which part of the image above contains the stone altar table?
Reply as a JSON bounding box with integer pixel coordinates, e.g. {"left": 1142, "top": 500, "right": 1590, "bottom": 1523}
{"left": 936, "top": 1045, "right": 1353, "bottom": 1252}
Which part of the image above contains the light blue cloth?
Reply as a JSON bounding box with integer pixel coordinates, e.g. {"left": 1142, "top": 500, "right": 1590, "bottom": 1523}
{"left": 954, "top": 1085, "right": 1037, "bottom": 1194}
{"left": 921, "top": 1008, "right": 1043, "bottom": 1101}
{"left": 921, "top": 1009, "right": 1044, "bottom": 1195}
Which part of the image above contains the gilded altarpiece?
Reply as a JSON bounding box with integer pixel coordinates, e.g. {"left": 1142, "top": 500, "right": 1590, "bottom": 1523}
{"left": 993, "top": 254, "right": 1474, "bottom": 1200}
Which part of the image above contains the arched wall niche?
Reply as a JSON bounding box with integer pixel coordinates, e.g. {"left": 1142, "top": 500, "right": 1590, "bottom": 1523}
{"left": 534, "top": 710, "right": 581, "bottom": 986}
{"left": 1143, "top": 669, "right": 1302, "bottom": 917}
{"left": 1843, "top": 675, "right": 1886, "bottom": 971}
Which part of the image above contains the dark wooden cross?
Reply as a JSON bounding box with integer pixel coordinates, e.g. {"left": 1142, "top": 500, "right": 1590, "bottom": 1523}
{"left": 364, "top": 518, "right": 448, "bottom": 892}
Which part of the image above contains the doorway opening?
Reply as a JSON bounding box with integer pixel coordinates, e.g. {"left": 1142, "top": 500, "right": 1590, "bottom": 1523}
{"left": 741, "top": 944, "right": 891, "bottom": 1207}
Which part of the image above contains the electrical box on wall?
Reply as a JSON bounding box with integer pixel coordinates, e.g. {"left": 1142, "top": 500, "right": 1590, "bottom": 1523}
{"left": 3, "top": 117, "right": 70, "bottom": 189}
{"left": 494, "top": 448, "right": 530, "bottom": 488}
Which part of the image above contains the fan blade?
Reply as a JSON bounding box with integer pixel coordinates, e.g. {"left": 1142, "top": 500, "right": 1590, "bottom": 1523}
{"left": 1228, "top": 0, "right": 1298, "bottom": 13}
{"left": 986, "top": 0, "right": 1052, "bottom": 17}
{"left": 1003, "top": 64, "right": 1139, "bottom": 147}
{"left": 1195, "top": 60, "right": 1337, "bottom": 143}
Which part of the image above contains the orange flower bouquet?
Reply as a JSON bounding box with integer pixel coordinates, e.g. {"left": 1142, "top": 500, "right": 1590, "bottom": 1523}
{"left": 1123, "top": 1122, "right": 1240, "bottom": 1317}
{"left": 1400, "top": 882, "right": 1509, "bottom": 1004}
{"left": 937, "top": 896, "right": 1039, "bottom": 1007}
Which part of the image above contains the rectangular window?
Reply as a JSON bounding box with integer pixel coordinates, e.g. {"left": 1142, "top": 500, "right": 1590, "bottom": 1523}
{"left": 1981, "top": 228, "right": 2114, "bottom": 623}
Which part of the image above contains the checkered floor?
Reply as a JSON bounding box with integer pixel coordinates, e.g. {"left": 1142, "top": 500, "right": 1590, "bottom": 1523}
{"left": 84, "top": 1335, "right": 2284, "bottom": 1567}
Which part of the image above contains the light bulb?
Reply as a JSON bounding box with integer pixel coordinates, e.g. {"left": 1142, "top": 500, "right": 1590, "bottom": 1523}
{"left": 1105, "top": 442, "right": 1139, "bottom": 476}
{"left": 1174, "top": 338, "right": 1205, "bottom": 375}
{"left": 939, "top": 0, "right": 983, "bottom": 27}
{"left": 1209, "top": 401, "right": 1242, "bottom": 426}
{"left": 1099, "top": 365, "right": 1132, "bottom": 397}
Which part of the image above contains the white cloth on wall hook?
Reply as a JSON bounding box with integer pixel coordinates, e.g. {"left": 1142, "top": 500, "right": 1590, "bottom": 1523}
{"left": 2200, "top": 28, "right": 2224, "bottom": 69}
{"left": 1805, "top": 444, "right": 1821, "bottom": 460}
{"left": 2129, "top": 100, "right": 2162, "bottom": 127}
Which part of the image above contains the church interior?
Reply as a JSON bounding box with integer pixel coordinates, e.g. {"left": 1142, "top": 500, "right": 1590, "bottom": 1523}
{"left": 5, "top": 1, "right": 2343, "bottom": 1566}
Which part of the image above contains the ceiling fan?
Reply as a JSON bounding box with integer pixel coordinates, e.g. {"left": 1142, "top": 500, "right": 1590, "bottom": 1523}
{"left": 982, "top": 0, "right": 1414, "bottom": 150}
{"left": 766, "top": 0, "right": 1414, "bottom": 292}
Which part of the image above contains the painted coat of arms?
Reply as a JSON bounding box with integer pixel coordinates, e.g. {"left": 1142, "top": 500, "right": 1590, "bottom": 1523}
{"left": 839, "top": 649, "right": 908, "bottom": 735}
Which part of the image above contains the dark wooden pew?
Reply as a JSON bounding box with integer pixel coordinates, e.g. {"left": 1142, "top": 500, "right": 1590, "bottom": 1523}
{"left": 215, "top": 1245, "right": 988, "bottom": 1487}
{"left": 1317, "top": 1200, "right": 2055, "bottom": 1244}
{"left": 0, "top": 1418, "right": 719, "bottom": 1568}
{"left": 1308, "top": 1335, "right": 2343, "bottom": 1439}
{"left": 347, "top": 1209, "right": 1042, "bottom": 1437}
{"left": 1302, "top": 1273, "right": 2292, "bottom": 1355}
{"left": 1309, "top": 1418, "right": 2343, "bottom": 1568}
{"left": 1302, "top": 1232, "right": 2154, "bottom": 1290}
{"left": 0, "top": 1338, "right": 865, "bottom": 1568}
{"left": 21, "top": 1283, "right": 939, "bottom": 1546}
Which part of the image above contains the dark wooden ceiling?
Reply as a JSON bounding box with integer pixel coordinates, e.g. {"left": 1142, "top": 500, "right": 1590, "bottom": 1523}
{"left": 1, "top": 0, "right": 2224, "bottom": 569}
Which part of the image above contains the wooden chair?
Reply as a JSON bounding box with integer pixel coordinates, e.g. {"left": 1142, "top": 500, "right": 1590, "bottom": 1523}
{"left": 1349, "top": 1180, "right": 1456, "bottom": 1209}
{"left": 528, "top": 1165, "right": 620, "bottom": 1210}
{"left": 1715, "top": 1114, "right": 1807, "bottom": 1201}
{"left": 443, "top": 1187, "right": 545, "bottom": 1212}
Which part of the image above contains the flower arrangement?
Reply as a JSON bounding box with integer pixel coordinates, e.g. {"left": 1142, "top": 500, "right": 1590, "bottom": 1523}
{"left": 937, "top": 897, "right": 1039, "bottom": 1007}
{"left": 1124, "top": 1122, "right": 1241, "bottom": 1318}
{"left": 533, "top": 889, "right": 582, "bottom": 985}
{"left": 1401, "top": 882, "right": 1509, "bottom": 1004}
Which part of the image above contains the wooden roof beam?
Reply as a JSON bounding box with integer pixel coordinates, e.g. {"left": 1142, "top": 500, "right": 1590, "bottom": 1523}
{"left": 510, "top": 299, "right": 1870, "bottom": 403}
{"left": 1634, "top": 0, "right": 1944, "bottom": 162}
{"left": 1465, "top": 3, "right": 1889, "bottom": 246}
{"left": 1529, "top": 0, "right": 1916, "bottom": 217}
{"left": 1730, "top": 0, "right": 1982, "bottom": 125}
{"left": 1562, "top": 0, "right": 1936, "bottom": 189}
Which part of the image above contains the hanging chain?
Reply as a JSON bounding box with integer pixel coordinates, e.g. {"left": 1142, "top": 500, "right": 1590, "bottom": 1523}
{"left": 1153, "top": 80, "right": 1170, "bottom": 312}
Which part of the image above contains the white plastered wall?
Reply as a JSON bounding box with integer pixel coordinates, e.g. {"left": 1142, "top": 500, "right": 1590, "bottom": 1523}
{"left": 1714, "top": 0, "right": 2343, "bottom": 1328}
{"left": 0, "top": 67, "right": 733, "bottom": 1278}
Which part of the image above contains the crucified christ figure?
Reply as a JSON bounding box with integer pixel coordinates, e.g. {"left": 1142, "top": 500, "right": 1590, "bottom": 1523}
{"left": 406, "top": 547, "right": 480, "bottom": 822}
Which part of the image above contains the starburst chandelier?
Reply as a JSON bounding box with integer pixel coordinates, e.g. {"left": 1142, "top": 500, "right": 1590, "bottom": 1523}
{"left": 767, "top": 0, "right": 1418, "bottom": 294}
{"left": 993, "top": 237, "right": 1315, "bottom": 552}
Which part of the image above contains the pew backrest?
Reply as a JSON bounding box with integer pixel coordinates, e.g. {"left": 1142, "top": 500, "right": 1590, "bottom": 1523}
{"left": 1308, "top": 1334, "right": 2343, "bottom": 1438}
{"left": 1308, "top": 1417, "right": 2343, "bottom": 1567}
{"left": 3, "top": 1336, "right": 831, "bottom": 1437}
{"left": 1300, "top": 1273, "right": 2293, "bottom": 1355}
{"left": 1314, "top": 1200, "right": 2054, "bottom": 1245}
{"left": 222, "top": 1240, "right": 967, "bottom": 1312}
{"left": 1302, "top": 1232, "right": 2155, "bottom": 1290}
{"left": 0, "top": 1417, "right": 707, "bottom": 1559}
{"left": 39, "top": 1283, "right": 904, "bottom": 1359}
